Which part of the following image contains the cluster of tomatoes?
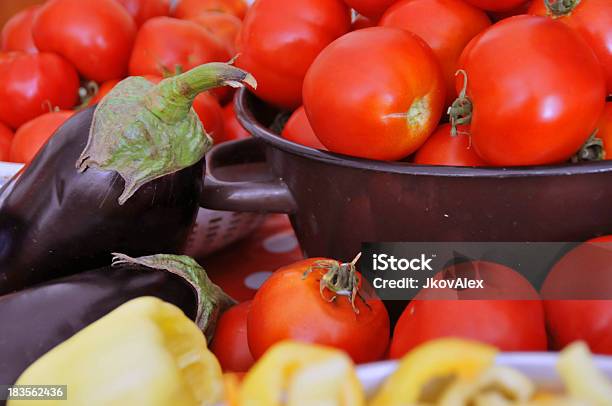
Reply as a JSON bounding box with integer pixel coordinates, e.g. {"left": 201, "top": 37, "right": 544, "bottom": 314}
{"left": 0, "top": 0, "right": 250, "bottom": 164}
{"left": 237, "top": 0, "right": 612, "bottom": 167}
{"left": 211, "top": 237, "right": 612, "bottom": 373}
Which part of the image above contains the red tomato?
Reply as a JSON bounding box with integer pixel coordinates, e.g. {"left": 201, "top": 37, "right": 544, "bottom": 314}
{"left": 414, "top": 124, "right": 486, "bottom": 166}
{"left": 174, "top": 0, "right": 248, "bottom": 20}
{"left": 193, "top": 92, "right": 225, "bottom": 141}
{"left": 380, "top": 0, "right": 491, "bottom": 108}
{"left": 189, "top": 11, "right": 242, "bottom": 55}
{"left": 247, "top": 258, "right": 390, "bottom": 363}
{"left": 281, "top": 106, "right": 325, "bottom": 150}
{"left": 210, "top": 301, "right": 254, "bottom": 372}
{"left": 529, "top": 0, "right": 612, "bottom": 95}
{"left": 463, "top": 0, "right": 526, "bottom": 11}
{"left": 598, "top": 103, "right": 612, "bottom": 159}
{"left": 351, "top": 14, "right": 377, "bottom": 30}
{"left": 221, "top": 101, "right": 250, "bottom": 142}
{"left": 10, "top": 110, "right": 74, "bottom": 163}
{"left": 542, "top": 236, "right": 612, "bottom": 354}
{"left": 455, "top": 15, "right": 606, "bottom": 166}
{"left": 236, "top": 0, "right": 351, "bottom": 109}
{"left": 87, "top": 79, "right": 121, "bottom": 107}
{"left": 32, "top": 0, "right": 136, "bottom": 82}
{"left": 390, "top": 261, "right": 547, "bottom": 357}
{"left": 114, "top": 0, "right": 170, "bottom": 27}
{"left": 303, "top": 27, "right": 445, "bottom": 160}
{"left": 0, "top": 52, "right": 79, "bottom": 129}
{"left": 1, "top": 5, "right": 39, "bottom": 53}
{"left": 343, "top": 0, "right": 397, "bottom": 19}
{"left": 0, "top": 122, "right": 13, "bottom": 162}
{"left": 129, "top": 17, "right": 229, "bottom": 77}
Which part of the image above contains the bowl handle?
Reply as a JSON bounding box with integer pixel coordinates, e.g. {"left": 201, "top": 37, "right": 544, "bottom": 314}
{"left": 200, "top": 138, "right": 297, "bottom": 213}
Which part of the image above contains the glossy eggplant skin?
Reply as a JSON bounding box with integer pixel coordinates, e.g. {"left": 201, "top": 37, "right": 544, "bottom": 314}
{"left": 0, "top": 265, "right": 197, "bottom": 387}
{"left": 0, "top": 107, "right": 203, "bottom": 295}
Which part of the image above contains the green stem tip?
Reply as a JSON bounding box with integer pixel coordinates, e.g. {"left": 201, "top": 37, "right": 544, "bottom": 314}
{"left": 145, "top": 63, "right": 257, "bottom": 124}
{"left": 111, "top": 253, "right": 237, "bottom": 342}
{"left": 447, "top": 69, "right": 473, "bottom": 137}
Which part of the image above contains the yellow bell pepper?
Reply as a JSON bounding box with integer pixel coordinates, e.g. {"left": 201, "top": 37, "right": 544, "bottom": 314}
{"left": 239, "top": 341, "right": 365, "bottom": 406}
{"left": 9, "top": 297, "right": 223, "bottom": 406}
{"left": 557, "top": 341, "right": 612, "bottom": 406}
{"left": 438, "top": 366, "right": 535, "bottom": 406}
{"left": 370, "top": 338, "right": 498, "bottom": 406}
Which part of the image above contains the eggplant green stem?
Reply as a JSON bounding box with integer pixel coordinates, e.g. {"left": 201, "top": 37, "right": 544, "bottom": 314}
{"left": 447, "top": 69, "right": 472, "bottom": 137}
{"left": 77, "top": 62, "right": 256, "bottom": 205}
{"left": 145, "top": 63, "right": 257, "bottom": 124}
{"left": 111, "top": 253, "right": 236, "bottom": 342}
{"left": 303, "top": 253, "right": 370, "bottom": 314}
{"left": 545, "top": 0, "right": 580, "bottom": 16}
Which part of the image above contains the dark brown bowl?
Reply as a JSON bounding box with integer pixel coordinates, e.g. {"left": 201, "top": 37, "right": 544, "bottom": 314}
{"left": 200, "top": 89, "right": 612, "bottom": 261}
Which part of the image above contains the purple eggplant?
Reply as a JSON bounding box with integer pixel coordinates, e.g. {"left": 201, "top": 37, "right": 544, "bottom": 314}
{"left": 0, "top": 253, "right": 234, "bottom": 387}
{"left": 0, "top": 63, "right": 256, "bottom": 294}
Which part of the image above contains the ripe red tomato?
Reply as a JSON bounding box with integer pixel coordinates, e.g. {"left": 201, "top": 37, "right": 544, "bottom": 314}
{"left": 210, "top": 301, "right": 254, "bottom": 372}
{"left": 351, "top": 14, "right": 377, "bottom": 30}
{"left": 391, "top": 300, "right": 547, "bottom": 357}
{"left": 463, "top": 0, "right": 527, "bottom": 11}
{"left": 193, "top": 92, "right": 225, "bottom": 141}
{"left": 129, "top": 17, "right": 229, "bottom": 77}
{"left": 0, "top": 122, "right": 13, "bottom": 162}
{"left": 281, "top": 106, "right": 325, "bottom": 150}
{"left": 32, "top": 0, "right": 136, "bottom": 82}
{"left": 247, "top": 258, "right": 390, "bottom": 363}
{"left": 87, "top": 79, "right": 121, "bottom": 107}
{"left": 117, "top": 0, "right": 170, "bottom": 27}
{"left": 1, "top": 5, "right": 39, "bottom": 53}
{"left": 529, "top": 0, "right": 612, "bottom": 95}
{"left": 236, "top": 0, "right": 351, "bottom": 109}
{"left": 221, "top": 101, "right": 250, "bottom": 142}
{"left": 542, "top": 236, "right": 612, "bottom": 354}
{"left": 303, "top": 27, "right": 445, "bottom": 160}
{"left": 10, "top": 110, "right": 74, "bottom": 163}
{"left": 598, "top": 103, "right": 612, "bottom": 159}
{"left": 174, "top": 0, "right": 248, "bottom": 20}
{"left": 343, "top": 0, "right": 397, "bottom": 19}
{"left": 115, "top": 0, "right": 170, "bottom": 27}
{"left": 390, "top": 261, "right": 547, "bottom": 357}
{"left": 189, "top": 11, "right": 242, "bottom": 55}
{"left": 0, "top": 52, "right": 79, "bottom": 129}
{"left": 455, "top": 15, "right": 606, "bottom": 166}
{"left": 414, "top": 124, "right": 486, "bottom": 166}
{"left": 380, "top": 0, "right": 490, "bottom": 108}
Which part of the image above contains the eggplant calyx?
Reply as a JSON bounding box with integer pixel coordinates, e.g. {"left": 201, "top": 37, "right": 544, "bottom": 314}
{"left": 111, "top": 253, "right": 236, "bottom": 342}
{"left": 76, "top": 63, "right": 257, "bottom": 205}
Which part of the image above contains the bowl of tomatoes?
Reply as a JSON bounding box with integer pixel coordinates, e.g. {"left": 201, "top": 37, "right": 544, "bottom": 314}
{"left": 196, "top": 0, "right": 612, "bottom": 261}
{"left": 196, "top": 87, "right": 612, "bottom": 262}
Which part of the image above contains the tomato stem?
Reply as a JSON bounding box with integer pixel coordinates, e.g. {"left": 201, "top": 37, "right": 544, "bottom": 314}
{"left": 572, "top": 130, "right": 605, "bottom": 162}
{"left": 545, "top": 0, "right": 580, "bottom": 16}
{"left": 303, "top": 253, "right": 367, "bottom": 314}
{"left": 447, "top": 70, "right": 473, "bottom": 137}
